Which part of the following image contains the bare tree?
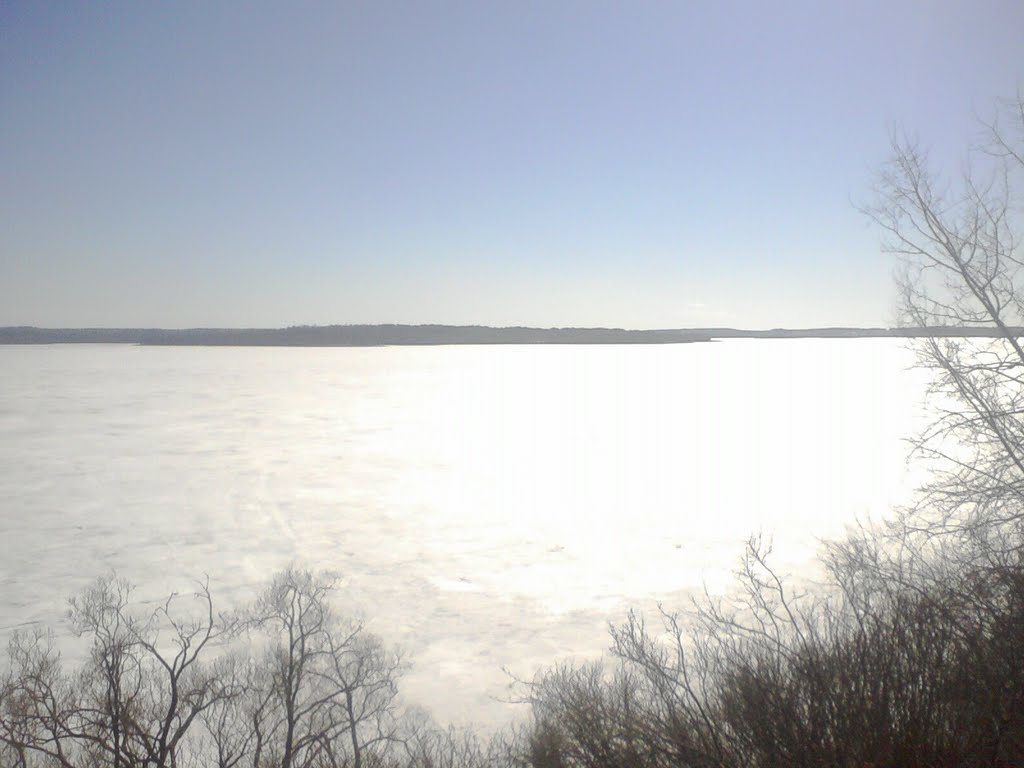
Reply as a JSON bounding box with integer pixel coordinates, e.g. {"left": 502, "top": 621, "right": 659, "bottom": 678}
{"left": 0, "top": 628, "right": 78, "bottom": 768}
{"left": 198, "top": 653, "right": 266, "bottom": 768}
{"left": 243, "top": 567, "right": 406, "bottom": 768}
{"left": 864, "top": 93, "right": 1024, "bottom": 553}
{"left": 0, "top": 574, "right": 236, "bottom": 768}
{"left": 0, "top": 568, "right": 412, "bottom": 768}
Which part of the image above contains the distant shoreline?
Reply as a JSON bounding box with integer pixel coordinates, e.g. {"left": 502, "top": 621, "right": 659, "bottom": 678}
{"left": 0, "top": 324, "right": 1018, "bottom": 347}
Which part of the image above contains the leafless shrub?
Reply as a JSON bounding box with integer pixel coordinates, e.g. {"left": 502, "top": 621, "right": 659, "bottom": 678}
{"left": 0, "top": 569, "right": 429, "bottom": 768}
{"left": 520, "top": 534, "right": 1024, "bottom": 768}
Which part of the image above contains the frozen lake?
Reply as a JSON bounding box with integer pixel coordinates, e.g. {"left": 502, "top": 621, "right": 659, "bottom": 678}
{"left": 0, "top": 339, "right": 931, "bottom": 727}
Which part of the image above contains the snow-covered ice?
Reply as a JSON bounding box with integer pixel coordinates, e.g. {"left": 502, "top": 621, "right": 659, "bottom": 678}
{"left": 0, "top": 339, "right": 931, "bottom": 728}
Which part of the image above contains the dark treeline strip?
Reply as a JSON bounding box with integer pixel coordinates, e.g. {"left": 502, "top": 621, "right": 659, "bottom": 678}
{"left": 0, "top": 325, "right": 705, "bottom": 345}
{"left": 2, "top": 324, "right": 1021, "bottom": 347}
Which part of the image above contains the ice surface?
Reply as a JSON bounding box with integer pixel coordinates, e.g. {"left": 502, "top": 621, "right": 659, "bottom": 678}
{"left": 0, "top": 340, "right": 931, "bottom": 728}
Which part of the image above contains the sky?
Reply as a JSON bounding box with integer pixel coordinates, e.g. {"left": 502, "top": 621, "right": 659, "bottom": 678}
{"left": 2, "top": 1, "right": 1023, "bottom": 330}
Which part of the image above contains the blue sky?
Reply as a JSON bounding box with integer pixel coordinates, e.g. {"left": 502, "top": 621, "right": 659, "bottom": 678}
{"left": 2, "top": 1, "right": 1022, "bottom": 329}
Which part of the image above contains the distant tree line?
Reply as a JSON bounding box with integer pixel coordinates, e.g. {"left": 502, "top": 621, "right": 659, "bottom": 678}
{"left": 6, "top": 325, "right": 1024, "bottom": 347}
{"left": 0, "top": 325, "right": 708, "bottom": 346}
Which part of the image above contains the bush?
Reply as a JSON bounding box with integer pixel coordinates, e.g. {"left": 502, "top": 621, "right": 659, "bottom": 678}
{"left": 0, "top": 567, "right": 515, "bottom": 768}
{"left": 519, "top": 535, "right": 1024, "bottom": 768}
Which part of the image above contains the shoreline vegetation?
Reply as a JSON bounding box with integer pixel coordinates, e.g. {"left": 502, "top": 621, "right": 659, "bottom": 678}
{"left": 1, "top": 323, "right": 1018, "bottom": 346}
{"left": 3, "top": 539, "right": 1022, "bottom": 767}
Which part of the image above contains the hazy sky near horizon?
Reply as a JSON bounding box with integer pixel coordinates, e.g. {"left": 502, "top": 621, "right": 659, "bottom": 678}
{"left": 2, "top": 2, "right": 1023, "bottom": 329}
